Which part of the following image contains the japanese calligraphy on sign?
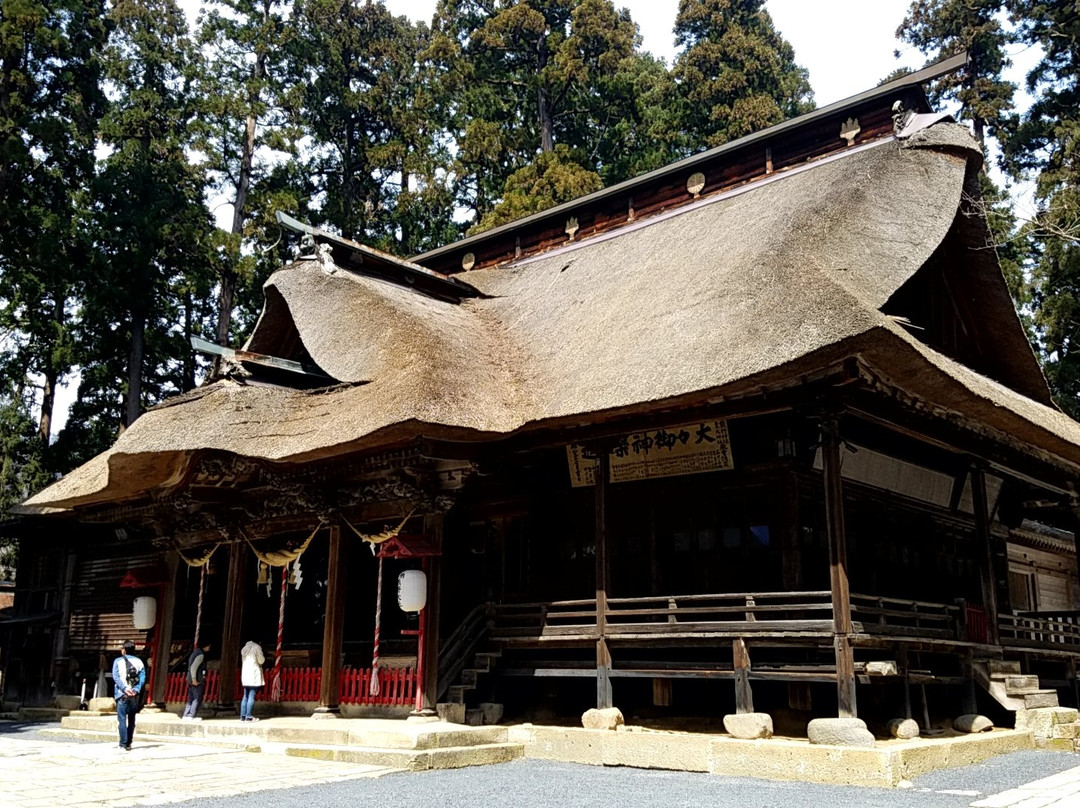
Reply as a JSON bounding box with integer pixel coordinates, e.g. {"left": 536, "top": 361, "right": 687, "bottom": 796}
{"left": 566, "top": 420, "right": 734, "bottom": 487}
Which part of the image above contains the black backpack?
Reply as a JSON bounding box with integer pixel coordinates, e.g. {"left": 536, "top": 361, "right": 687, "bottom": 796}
{"left": 123, "top": 657, "right": 146, "bottom": 712}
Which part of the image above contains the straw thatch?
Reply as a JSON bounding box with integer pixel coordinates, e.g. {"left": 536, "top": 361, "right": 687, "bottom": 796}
{"left": 23, "top": 122, "right": 1077, "bottom": 511}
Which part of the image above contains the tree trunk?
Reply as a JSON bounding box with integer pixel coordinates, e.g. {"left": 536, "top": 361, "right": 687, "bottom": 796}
{"left": 125, "top": 305, "right": 146, "bottom": 428}
{"left": 536, "top": 37, "right": 553, "bottom": 153}
{"left": 37, "top": 295, "right": 66, "bottom": 444}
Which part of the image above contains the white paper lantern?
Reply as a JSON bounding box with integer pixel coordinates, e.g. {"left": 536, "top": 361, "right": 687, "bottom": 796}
{"left": 132, "top": 596, "right": 157, "bottom": 630}
{"left": 397, "top": 569, "right": 427, "bottom": 612}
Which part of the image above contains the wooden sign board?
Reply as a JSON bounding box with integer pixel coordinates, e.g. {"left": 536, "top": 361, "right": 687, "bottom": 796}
{"left": 567, "top": 420, "right": 734, "bottom": 487}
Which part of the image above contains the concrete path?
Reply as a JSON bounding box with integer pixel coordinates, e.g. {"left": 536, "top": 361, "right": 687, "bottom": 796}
{"left": 0, "top": 733, "right": 396, "bottom": 808}
{"left": 971, "top": 765, "right": 1080, "bottom": 807}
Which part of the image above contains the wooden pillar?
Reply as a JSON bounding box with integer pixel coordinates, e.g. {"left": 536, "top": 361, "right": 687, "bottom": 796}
{"left": 317, "top": 522, "right": 346, "bottom": 713}
{"left": 781, "top": 469, "right": 801, "bottom": 590}
{"left": 149, "top": 550, "right": 180, "bottom": 708}
{"left": 595, "top": 448, "right": 613, "bottom": 709}
{"left": 217, "top": 540, "right": 246, "bottom": 711}
{"left": 822, "top": 418, "right": 856, "bottom": 718}
{"left": 733, "top": 638, "right": 754, "bottom": 713}
{"left": 422, "top": 514, "right": 443, "bottom": 712}
{"left": 50, "top": 548, "right": 77, "bottom": 699}
{"left": 1069, "top": 507, "right": 1080, "bottom": 609}
{"left": 971, "top": 464, "right": 1001, "bottom": 645}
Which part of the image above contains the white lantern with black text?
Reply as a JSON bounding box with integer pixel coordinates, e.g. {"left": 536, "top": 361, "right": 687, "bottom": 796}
{"left": 397, "top": 569, "right": 427, "bottom": 612}
{"left": 132, "top": 596, "right": 157, "bottom": 630}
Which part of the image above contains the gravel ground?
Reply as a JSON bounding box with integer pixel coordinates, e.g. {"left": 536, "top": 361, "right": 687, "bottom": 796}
{"left": 6, "top": 720, "right": 1079, "bottom": 808}
{"left": 163, "top": 750, "right": 1080, "bottom": 808}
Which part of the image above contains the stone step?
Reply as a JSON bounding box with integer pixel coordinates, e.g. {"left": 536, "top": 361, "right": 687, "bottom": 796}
{"left": 58, "top": 713, "right": 509, "bottom": 750}
{"left": 17, "top": 707, "right": 74, "bottom": 722}
{"left": 1002, "top": 675, "right": 1040, "bottom": 692}
{"left": 986, "top": 659, "right": 1022, "bottom": 676}
{"left": 285, "top": 741, "right": 523, "bottom": 771}
{"left": 1024, "top": 690, "right": 1060, "bottom": 709}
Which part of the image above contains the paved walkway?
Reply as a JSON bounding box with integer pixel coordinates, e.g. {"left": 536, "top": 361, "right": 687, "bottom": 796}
{"left": 971, "top": 765, "right": 1080, "bottom": 808}
{"left": 0, "top": 735, "right": 396, "bottom": 808}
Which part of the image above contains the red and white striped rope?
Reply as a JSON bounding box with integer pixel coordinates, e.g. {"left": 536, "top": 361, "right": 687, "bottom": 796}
{"left": 193, "top": 565, "right": 206, "bottom": 649}
{"left": 370, "top": 556, "right": 384, "bottom": 696}
{"left": 272, "top": 564, "right": 287, "bottom": 701}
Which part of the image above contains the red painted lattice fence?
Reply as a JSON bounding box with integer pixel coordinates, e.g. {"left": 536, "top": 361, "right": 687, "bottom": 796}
{"left": 164, "top": 666, "right": 417, "bottom": 706}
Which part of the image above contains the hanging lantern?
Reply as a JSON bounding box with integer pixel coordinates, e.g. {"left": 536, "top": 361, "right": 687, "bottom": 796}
{"left": 397, "top": 569, "right": 427, "bottom": 612}
{"left": 132, "top": 596, "right": 157, "bottom": 630}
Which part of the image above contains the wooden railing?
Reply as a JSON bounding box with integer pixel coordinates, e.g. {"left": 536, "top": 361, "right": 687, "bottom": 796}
{"left": 437, "top": 603, "right": 492, "bottom": 702}
{"left": 164, "top": 665, "right": 418, "bottom": 706}
{"left": 492, "top": 591, "right": 836, "bottom": 641}
{"left": 1000, "top": 612, "right": 1080, "bottom": 648}
{"left": 849, "top": 594, "right": 961, "bottom": 640}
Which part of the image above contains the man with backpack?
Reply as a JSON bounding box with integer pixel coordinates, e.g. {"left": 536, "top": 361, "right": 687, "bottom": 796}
{"left": 112, "top": 640, "right": 145, "bottom": 750}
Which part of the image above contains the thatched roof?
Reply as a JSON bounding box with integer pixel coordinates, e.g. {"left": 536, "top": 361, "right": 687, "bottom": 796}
{"left": 22, "top": 119, "right": 1075, "bottom": 511}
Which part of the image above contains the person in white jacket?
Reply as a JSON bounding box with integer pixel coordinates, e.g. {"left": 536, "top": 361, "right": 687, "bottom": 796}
{"left": 239, "top": 640, "right": 265, "bottom": 721}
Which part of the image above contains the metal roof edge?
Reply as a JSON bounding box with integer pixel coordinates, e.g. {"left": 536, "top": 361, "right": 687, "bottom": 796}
{"left": 411, "top": 52, "right": 969, "bottom": 265}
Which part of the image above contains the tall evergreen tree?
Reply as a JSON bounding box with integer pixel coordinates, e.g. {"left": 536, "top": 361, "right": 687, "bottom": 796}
{"left": 898, "top": 0, "right": 1015, "bottom": 150}
{"left": 195, "top": 0, "right": 295, "bottom": 347}
{"left": 80, "top": 0, "right": 216, "bottom": 438}
{"left": 1003, "top": 0, "right": 1080, "bottom": 415}
{"left": 0, "top": 0, "right": 108, "bottom": 448}
{"left": 429, "top": 0, "right": 644, "bottom": 224}
{"left": 897, "top": 1, "right": 1024, "bottom": 320}
{"left": 672, "top": 0, "right": 813, "bottom": 150}
{"left": 283, "top": 0, "right": 455, "bottom": 253}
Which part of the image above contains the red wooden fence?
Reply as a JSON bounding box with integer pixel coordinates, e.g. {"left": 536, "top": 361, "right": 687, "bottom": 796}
{"left": 165, "top": 666, "right": 418, "bottom": 707}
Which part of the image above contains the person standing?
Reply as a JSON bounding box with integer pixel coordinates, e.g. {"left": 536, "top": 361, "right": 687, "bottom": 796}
{"left": 239, "top": 640, "right": 265, "bottom": 722}
{"left": 181, "top": 642, "right": 210, "bottom": 720}
{"left": 112, "top": 640, "right": 145, "bottom": 750}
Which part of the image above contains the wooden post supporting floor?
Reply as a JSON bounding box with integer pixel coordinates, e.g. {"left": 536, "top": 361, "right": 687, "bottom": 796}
{"left": 822, "top": 418, "right": 856, "bottom": 718}
{"left": 971, "top": 464, "right": 1001, "bottom": 646}
{"left": 317, "top": 522, "right": 346, "bottom": 713}
{"left": 595, "top": 448, "right": 613, "bottom": 709}
{"left": 733, "top": 638, "right": 754, "bottom": 713}
{"left": 422, "top": 515, "right": 443, "bottom": 713}
{"left": 218, "top": 541, "right": 246, "bottom": 711}
{"left": 150, "top": 551, "right": 180, "bottom": 709}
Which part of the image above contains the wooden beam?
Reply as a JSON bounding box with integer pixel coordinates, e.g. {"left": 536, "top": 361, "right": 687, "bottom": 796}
{"left": 422, "top": 514, "right": 444, "bottom": 712}
{"left": 822, "top": 418, "right": 857, "bottom": 718}
{"left": 217, "top": 541, "right": 245, "bottom": 712}
{"left": 317, "top": 523, "right": 346, "bottom": 712}
{"left": 972, "top": 464, "right": 1001, "bottom": 645}
{"left": 595, "top": 449, "right": 613, "bottom": 709}
{"left": 733, "top": 638, "right": 754, "bottom": 713}
{"left": 150, "top": 550, "right": 180, "bottom": 708}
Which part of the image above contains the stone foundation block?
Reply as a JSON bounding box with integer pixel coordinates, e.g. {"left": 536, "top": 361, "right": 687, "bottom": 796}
{"left": 1052, "top": 722, "right": 1080, "bottom": 740}
{"left": 1015, "top": 706, "right": 1078, "bottom": 740}
{"left": 581, "top": 707, "right": 624, "bottom": 730}
{"left": 464, "top": 709, "right": 484, "bottom": 726}
{"left": 954, "top": 714, "right": 993, "bottom": 733}
{"left": 887, "top": 717, "right": 920, "bottom": 739}
{"left": 722, "top": 712, "right": 773, "bottom": 740}
{"left": 807, "top": 717, "right": 875, "bottom": 747}
{"left": 88, "top": 697, "right": 115, "bottom": 713}
{"left": 436, "top": 703, "right": 465, "bottom": 724}
{"left": 479, "top": 702, "right": 504, "bottom": 725}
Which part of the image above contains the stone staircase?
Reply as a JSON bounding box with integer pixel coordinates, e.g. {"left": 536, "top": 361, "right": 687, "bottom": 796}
{"left": 51, "top": 713, "right": 523, "bottom": 771}
{"left": 447, "top": 650, "right": 501, "bottom": 706}
{"left": 973, "top": 659, "right": 1080, "bottom": 751}
{"left": 974, "top": 659, "right": 1059, "bottom": 711}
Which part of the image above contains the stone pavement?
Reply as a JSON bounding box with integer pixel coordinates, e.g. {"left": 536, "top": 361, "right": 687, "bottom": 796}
{"left": 0, "top": 734, "right": 397, "bottom": 808}
{"left": 970, "top": 764, "right": 1080, "bottom": 808}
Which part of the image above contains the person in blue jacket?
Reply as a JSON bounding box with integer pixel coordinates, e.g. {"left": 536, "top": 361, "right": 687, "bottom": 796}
{"left": 112, "top": 640, "right": 145, "bottom": 750}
